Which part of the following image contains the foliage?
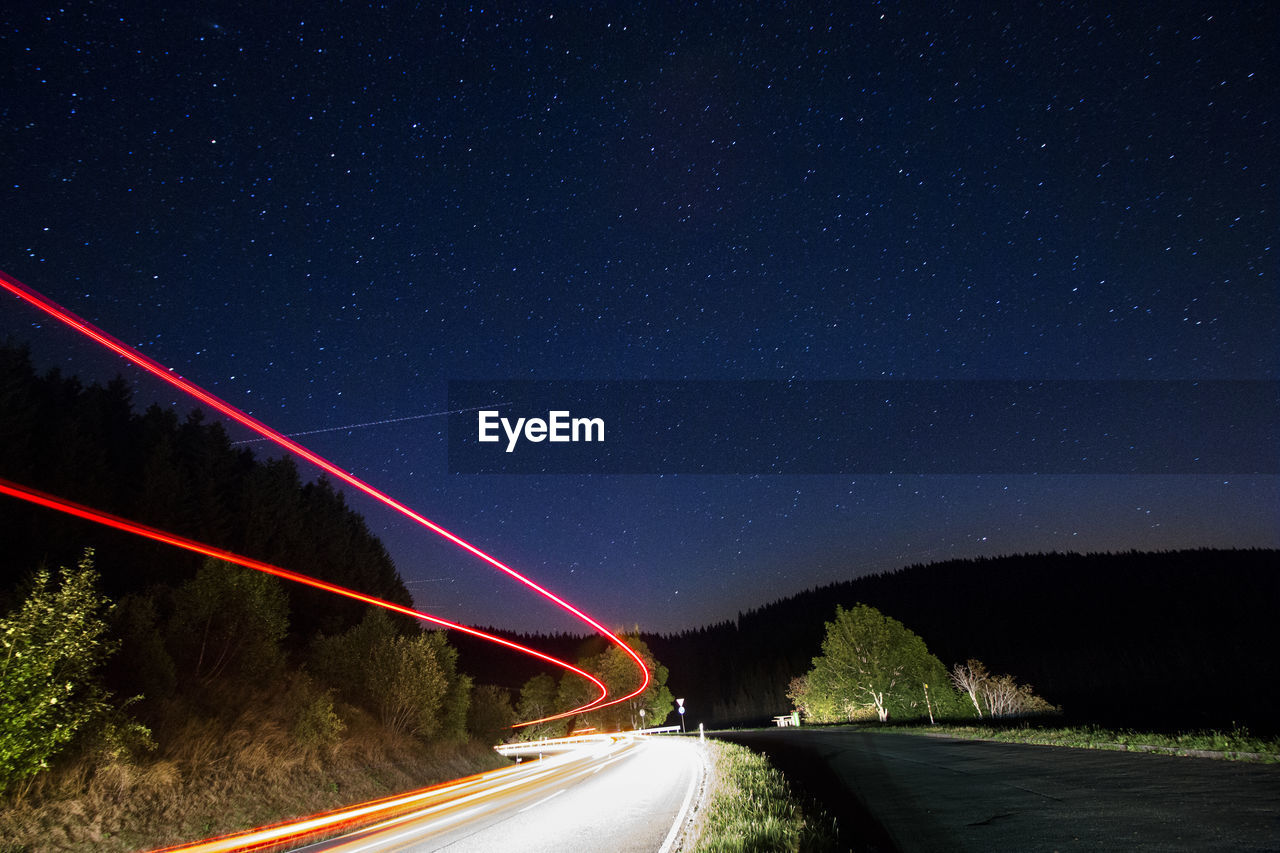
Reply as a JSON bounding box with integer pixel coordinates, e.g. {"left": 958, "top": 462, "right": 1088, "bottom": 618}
{"left": 167, "top": 559, "right": 289, "bottom": 684}
{"left": 786, "top": 674, "right": 870, "bottom": 724}
{"left": 108, "top": 591, "right": 176, "bottom": 703}
{"left": 950, "top": 658, "right": 1056, "bottom": 718}
{"left": 640, "top": 549, "right": 1279, "bottom": 731}
{"left": 693, "top": 741, "right": 838, "bottom": 852}
{"left": 366, "top": 633, "right": 449, "bottom": 738}
{"left": 311, "top": 608, "right": 466, "bottom": 740}
{"left": 467, "top": 685, "right": 516, "bottom": 741}
{"left": 310, "top": 606, "right": 399, "bottom": 700}
{"left": 803, "top": 603, "right": 950, "bottom": 722}
{"left": 564, "top": 635, "right": 675, "bottom": 733}
{"left": 291, "top": 682, "right": 346, "bottom": 755}
{"left": 514, "top": 673, "right": 568, "bottom": 740}
{"left": 0, "top": 550, "right": 144, "bottom": 794}
{"left": 432, "top": 633, "right": 471, "bottom": 744}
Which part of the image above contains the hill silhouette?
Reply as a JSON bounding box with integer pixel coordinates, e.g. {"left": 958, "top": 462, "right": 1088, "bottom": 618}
{"left": 455, "top": 549, "right": 1279, "bottom": 733}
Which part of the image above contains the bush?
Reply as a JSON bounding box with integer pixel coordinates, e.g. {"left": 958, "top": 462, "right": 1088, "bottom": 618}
{"left": 0, "top": 550, "right": 133, "bottom": 794}
{"left": 468, "top": 685, "right": 516, "bottom": 741}
{"left": 293, "top": 690, "right": 345, "bottom": 754}
{"left": 109, "top": 592, "right": 176, "bottom": 703}
{"left": 311, "top": 609, "right": 464, "bottom": 740}
{"left": 167, "top": 558, "right": 289, "bottom": 684}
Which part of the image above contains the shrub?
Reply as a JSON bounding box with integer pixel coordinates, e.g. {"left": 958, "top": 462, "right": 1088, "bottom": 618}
{"left": 167, "top": 558, "right": 289, "bottom": 684}
{"left": 293, "top": 691, "right": 345, "bottom": 754}
{"left": 0, "top": 550, "right": 131, "bottom": 794}
{"left": 311, "top": 609, "right": 464, "bottom": 740}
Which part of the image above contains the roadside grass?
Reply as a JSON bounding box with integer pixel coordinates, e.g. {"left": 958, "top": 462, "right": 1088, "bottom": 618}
{"left": 873, "top": 720, "right": 1280, "bottom": 762}
{"left": 0, "top": 684, "right": 509, "bottom": 852}
{"left": 690, "top": 740, "right": 840, "bottom": 853}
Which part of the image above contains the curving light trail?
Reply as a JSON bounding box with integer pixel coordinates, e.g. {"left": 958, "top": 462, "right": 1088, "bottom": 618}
{"left": 0, "top": 476, "right": 604, "bottom": 725}
{"left": 0, "top": 269, "right": 650, "bottom": 715}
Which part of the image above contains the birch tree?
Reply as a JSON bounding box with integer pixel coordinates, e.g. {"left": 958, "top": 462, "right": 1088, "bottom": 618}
{"left": 951, "top": 658, "right": 1057, "bottom": 718}
{"left": 950, "top": 659, "right": 990, "bottom": 718}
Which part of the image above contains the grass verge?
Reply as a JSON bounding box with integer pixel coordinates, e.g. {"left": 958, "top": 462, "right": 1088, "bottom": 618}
{"left": 688, "top": 740, "right": 840, "bottom": 852}
{"left": 873, "top": 721, "right": 1280, "bottom": 762}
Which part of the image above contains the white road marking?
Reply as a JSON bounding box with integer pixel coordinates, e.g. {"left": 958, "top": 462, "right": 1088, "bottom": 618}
{"left": 658, "top": 743, "right": 705, "bottom": 853}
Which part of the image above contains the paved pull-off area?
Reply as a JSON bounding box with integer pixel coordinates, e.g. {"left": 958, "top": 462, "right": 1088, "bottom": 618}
{"left": 717, "top": 728, "right": 1280, "bottom": 852}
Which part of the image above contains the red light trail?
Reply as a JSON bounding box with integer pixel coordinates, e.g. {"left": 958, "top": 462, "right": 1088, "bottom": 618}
{"left": 0, "top": 268, "right": 650, "bottom": 714}
{"left": 144, "top": 760, "right": 555, "bottom": 852}
{"left": 0, "top": 476, "right": 605, "bottom": 724}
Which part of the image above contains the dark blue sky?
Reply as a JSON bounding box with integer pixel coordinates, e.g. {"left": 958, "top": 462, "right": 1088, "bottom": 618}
{"left": 2, "top": 1, "right": 1275, "bottom": 633}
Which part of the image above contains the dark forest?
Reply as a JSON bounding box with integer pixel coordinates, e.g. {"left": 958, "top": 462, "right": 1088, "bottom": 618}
{"left": 456, "top": 549, "right": 1280, "bottom": 734}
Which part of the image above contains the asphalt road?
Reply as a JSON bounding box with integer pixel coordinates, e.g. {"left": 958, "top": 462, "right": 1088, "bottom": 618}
{"left": 716, "top": 728, "right": 1280, "bottom": 852}
{"left": 295, "top": 736, "right": 704, "bottom": 853}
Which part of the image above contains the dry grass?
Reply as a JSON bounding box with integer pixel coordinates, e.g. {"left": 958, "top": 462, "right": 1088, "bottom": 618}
{"left": 0, "top": 686, "right": 509, "bottom": 852}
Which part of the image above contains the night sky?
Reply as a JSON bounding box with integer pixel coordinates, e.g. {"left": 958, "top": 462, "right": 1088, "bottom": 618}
{"left": 2, "top": 2, "right": 1276, "bottom": 634}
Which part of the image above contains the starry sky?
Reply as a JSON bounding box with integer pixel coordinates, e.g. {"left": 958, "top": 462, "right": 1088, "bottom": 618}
{"left": 2, "top": 1, "right": 1276, "bottom": 634}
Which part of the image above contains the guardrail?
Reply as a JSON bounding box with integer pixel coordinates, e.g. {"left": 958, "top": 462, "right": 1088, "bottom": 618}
{"left": 495, "top": 733, "right": 618, "bottom": 757}
{"left": 494, "top": 726, "right": 683, "bottom": 758}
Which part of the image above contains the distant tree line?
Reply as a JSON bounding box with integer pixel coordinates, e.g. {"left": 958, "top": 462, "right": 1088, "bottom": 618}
{"left": 450, "top": 631, "right": 677, "bottom": 740}
{"left": 459, "top": 549, "right": 1280, "bottom": 733}
{"left": 513, "top": 634, "right": 675, "bottom": 739}
{"left": 644, "top": 549, "right": 1280, "bottom": 732}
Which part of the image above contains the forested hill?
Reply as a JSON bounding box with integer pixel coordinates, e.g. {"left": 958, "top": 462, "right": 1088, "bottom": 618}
{"left": 454, "top": 549, "right": 1280, "bottom": 734}
{"left": 0, "top": 341, "right": 412, "bottom": 639}
{"left": 647, "top": 549, "right": 1280, "bottom": 732}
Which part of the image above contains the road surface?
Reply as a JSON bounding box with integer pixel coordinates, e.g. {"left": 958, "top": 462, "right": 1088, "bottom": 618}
{"left": 295, "top": 735, "right": 704, "bottom": 852}
{"left": 716, "top": 727, "right": 1280, "bottom": 851}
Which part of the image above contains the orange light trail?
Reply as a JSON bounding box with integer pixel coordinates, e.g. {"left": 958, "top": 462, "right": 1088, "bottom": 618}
{"left": 0, "top": 269, "right": 650, "bottom": 711}
{"left": 144, "top": 759, "right": 553, "bottom": 853}
{"left": 0, "top": 476, "right": 605, "bottom": 723}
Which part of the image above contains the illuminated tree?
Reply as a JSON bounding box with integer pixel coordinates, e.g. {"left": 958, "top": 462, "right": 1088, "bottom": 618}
{"left": 806, "top": 604, "right": 947, "bottom": 722}
{"left": 563, "top": 635, "right": 674, "bottom": 734}
{"left": 310, "top": 606, "right": 399, "bottom": 699}
{"left": 366, "top": 631, "right": 451, "bottom": 738}
{"left": 951, "top": 658, "right": 1056, "bottom": 718}
{"left": 950, "top": 658, "right": 990, "bottom": 718}
{"left": 0, "top": 551, "right": 117, "bottom": 793}
{"left": 787, "top": 673, "right": 853, "bottom": 724}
